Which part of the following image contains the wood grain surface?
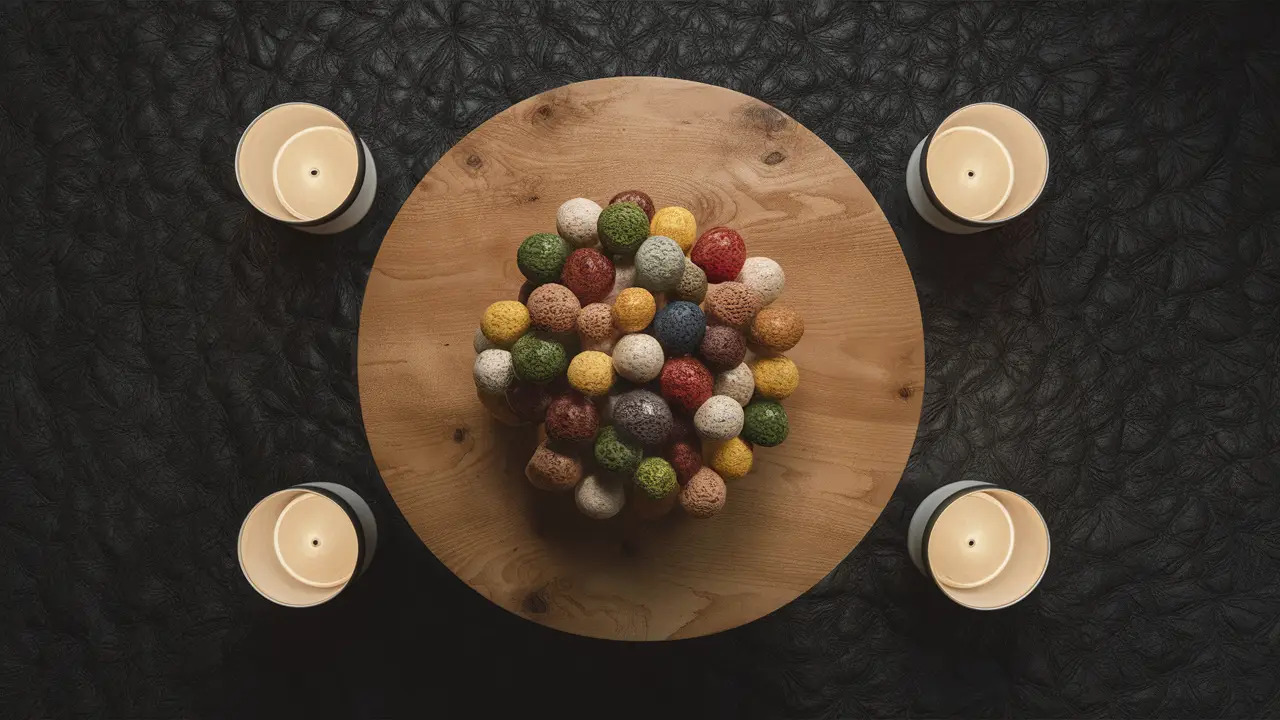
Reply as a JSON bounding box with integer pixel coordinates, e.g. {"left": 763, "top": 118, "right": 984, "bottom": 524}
{"left": 358, "top": 77, "right": 923, "bottom": 640}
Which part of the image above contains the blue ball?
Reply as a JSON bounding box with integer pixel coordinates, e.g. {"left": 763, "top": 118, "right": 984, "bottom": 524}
{"left": 653, "top": 301, "right": 706, "bottom": 356}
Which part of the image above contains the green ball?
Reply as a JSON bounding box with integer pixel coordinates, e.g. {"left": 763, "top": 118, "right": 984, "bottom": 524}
{"left": 595, "top": 426, "right": 643, "bottom": 474}
{"left": 597, "top": 202, "right": 649, "bottom": 256}
{"left": 517, "top": 233, "right": 570, "bottom": 284}
{"left": 633, "top": 457, "right": 677, "bottom": 500}
{"left": 510, "top": 334, "right": 568, "bottom": 383}
{"left": 741, "top": 399, "right": 789, "bottom": 447}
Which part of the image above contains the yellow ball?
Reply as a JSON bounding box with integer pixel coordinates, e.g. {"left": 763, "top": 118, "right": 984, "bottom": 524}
{"left": 650, "top": 206, "right": 697, "bottom": 253}
{"left": 481, "top": 301, "right": 530, "bottom": 347}
{"left": 705, "top": 437, "right": 753, "bottom": 480}
{"left": 750, "top": 355, "right": 799, "bottom": 399}
{"left": 567, "top": 351, "right": 615, "bottom": 396}
{"left": 612, "top": 287, "right": 656, "bottom": 332}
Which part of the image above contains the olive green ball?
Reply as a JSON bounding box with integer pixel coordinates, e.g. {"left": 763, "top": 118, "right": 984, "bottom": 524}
{"left": 594, "top": 426, "right": 643, "bottom": 474}
{"left": 518, "top": 233, "right": 570, "bottom": 284}
{"left": 741, "top": 399, "right": 790, "bottom": 447}
{"left": 634, "top": 457, "right": 677, "bottom": 500}
{"left": 510, "top": 333, "right": 568, "bottom": 384}
{"left": 597, "top": 202, "right": 650, "bottom": 256}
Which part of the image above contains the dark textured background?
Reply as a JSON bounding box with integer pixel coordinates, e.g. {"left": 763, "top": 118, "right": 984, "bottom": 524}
{"left": 3, "top": 1, "right": 1279, "bottom": 717}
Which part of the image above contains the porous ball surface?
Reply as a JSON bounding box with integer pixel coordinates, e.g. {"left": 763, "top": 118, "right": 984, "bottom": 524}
{"left": 556, "top": 198, "right": 603, "bottom": 248}
{"left": 694, "top": 395, "right": 745, "bottom": 440}
{"left": 612, "top": 389, "right": 673, "bottom": 446}
{"left": 706, "top": 437, "right": 753, "bottom": 480}
{"left": 705, "top": 281, "right": 762, "bottom": 328}
{"left": 526, "top": 441, "right": 583, "bottom": 491}
{"left": 609, "top": 190, "right": 655, "bottom": 220}
{"left": 597, "top": 202, "right": 650, "bottom": 256}
{"left": 742, "top": 399, "right": 790, "bottom": 447}
{"left": 612, "top": 287, "right": 656, "bottom": 333}
{"left": 527, "top": 283, "right": 581, "bottom": 333}
{"left": 567, "top": 351, "right": 614, "bottom": 396}
{"left": 634, "top": 457, "right": 678, "bottom": 500}
{"left": 611, "top": 333, "right": 665, "bottom": 383}
{"left": 649, "top": 206, "right": 697, "bottom": 253}
{"left": 667, "top": 413, "right": 697, "bottom": 445}
{"left": 714, "top": 362, "right": 756, "bottom": 406}
{"left": 505, "top": 381, "right": 551, "bottom": 422}
{"left": 594, "top": 426, "right": 643, "bottom": 474}
{"left": 603, "top": 258, "right": 636, "bottom": 304}
{"left": 545, "top": 392, "right": 601, "bottom": 442}
{"left": 667, "top": 441, "right": 703, "bottom": 485}
{"left": 690, "top": 227, "right": 747, "bottom": 283}
{"left": 653, "top": 300, "right": 706, "bottom": 356}
{"left": 660, "top": 356, "right": 714, "bottom": 414}
{"left": 577, "top": 303, "right": 615, "bottom": 342}
{"left": 680, "top": 468, "right": 727, "bottom": 519}
{"left": 750, "top": 306, "right": 805, "bottom": 352}
{"left": 481, "top": 301, "right": 531, "bottom": 347}
{"left": 473, "top": 326, "right": 497, "bottom": 353}
{"left": 575, "top": 474, "right": 626, "bottom": 519}
{"left": 517, "top": 233, "right": 570, "bottom": 284}
{"left": 473, "top": 349, "right": 515, "bottom": 395}
{"left": 671, "top": 257, "right": 707, "bottom": 303}
{"left": 560, "top": 248, "right": 616, "bottom": 305}
{"left": 699, "top": 324, "right": 746, "bottom": 371}
{"left": 510, "top": 334, "right": 568, "bottom": 384}
{"left": 634, "top": 236, "right": 686, "bottom": 292}
{"left": 737, "top": 257, "right": 785, "bottom": 306}
{"left": 750, "top": 355, "right": 799, "bottom": 399}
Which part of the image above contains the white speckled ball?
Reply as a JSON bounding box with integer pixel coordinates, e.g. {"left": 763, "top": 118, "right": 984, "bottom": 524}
{"left": 473, "top": 349, "right": 514, "bottom": 395}
{"left": 694, "top": 395, "right": 745, "bottom": 440}
{"left": 736, "top": 257, "right": 786, "bottom": 306}
{"left": 581, "top": 336, "right": 616, "bottom": 354}
{"left": 603, "top": 259, "right": 636, "bottom": 304}
{"left": 714, "top": 362, "right": 755, "bottom": 406}
{"left": 612, "top": 333, "right": 665, "bottom": 383}
{"left": 634, "top": 235, "right": 686, "bottom": 292}
{"left": 474, "top": 326, "right": 497, "bottom": 353}
{"left": 556, "top": 198, "right": 603, "bottom": 248}
{"left": 575, "top": 473, "right": 627, "bottom": 519}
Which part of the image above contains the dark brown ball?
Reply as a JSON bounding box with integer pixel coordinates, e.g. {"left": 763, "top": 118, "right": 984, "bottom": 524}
{"left": 699, "top": 325, "right": 746, "bottom": 371}
{"left": 667, "top": 441, "right": 703, "bottom": 485}
{"left": 545, "top": 392, "right": 601, "bottom": 442}
{"left": 610, "top": 190, "right": 655, "bottom": 221}
{"left": 506, "top": 381, "right": 550, "bottom": 423}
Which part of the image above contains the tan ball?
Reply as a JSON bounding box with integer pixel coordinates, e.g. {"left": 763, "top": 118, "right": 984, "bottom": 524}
{"left": 749, "top": 306, "right": 804, "bottom": 352}
{"left": 525, "top": 441, "right": 583, "bottom": 491}
{"left": 577, "top": 302, "right": 615, "bottom": 342}
{"left": 705, "top": 282, "right": 762, "bottom": 328}
{"left": 680, "top": 467, "right": 727, "bottom": 518}
{"left": 527, "top": 284, "right": 581, "bottom": 334}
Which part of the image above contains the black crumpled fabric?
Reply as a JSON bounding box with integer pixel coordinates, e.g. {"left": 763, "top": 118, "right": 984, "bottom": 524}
{"left": 2, "top": 2, "right": 1279, "bottom": 717}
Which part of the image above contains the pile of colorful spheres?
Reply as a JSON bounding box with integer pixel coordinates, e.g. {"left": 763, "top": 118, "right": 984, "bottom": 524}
{"left": 472, "top": 190, "right": 803, "bottom": 521}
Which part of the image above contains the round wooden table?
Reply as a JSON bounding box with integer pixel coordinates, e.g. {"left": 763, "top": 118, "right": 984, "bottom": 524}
{"left": 358, "top": 77, "right": 923, "bottom": 640}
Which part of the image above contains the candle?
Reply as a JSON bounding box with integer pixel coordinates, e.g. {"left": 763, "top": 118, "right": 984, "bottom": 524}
{"left": 235, "top": 102, "right": 378, "bottom": 234}
{"left": 906, "top": 102, "right": 1048, "bottom": 234}
{"left": 238, "top": 482, "right": 377, "bottom": 607}
{"left": 907, "top": 481, "right": 1049, "bottom": 610}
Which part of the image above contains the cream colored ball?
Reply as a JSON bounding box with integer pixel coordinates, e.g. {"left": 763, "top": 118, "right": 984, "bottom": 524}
{"left": 694, "top": 395, "right": 745, "bottom": 440}
{"left": 714, "top": 362, "right": 755, "bottom": 406}
{"left": 556, "top": 198, "right": 603, "bottom": 248}
{"left": 473, "top": 349, "right": 514, "bottom": 395}
{"left": 736, "top": 257, "right": 786, "bottom": 306}
{"left": 612, "top": 333, "right": 665, "bottom": 383}
{"left": 575, "top": 474, "right": 627, "bottom": 519}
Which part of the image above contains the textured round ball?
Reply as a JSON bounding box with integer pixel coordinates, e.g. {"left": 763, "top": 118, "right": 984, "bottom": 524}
{"left": 694, "top": 395, "right": 745, "bottom": 440}
{"left": 473, "top": 349, "right": 515, "bottom": 395}
{"left": 517, "top": 233, "right": 570, "bottom": 284}
{"left": 481, "top": 301, "right": 531, "bottom": 347}
{"left": 603, "top": 259, "right": 635, "bottom": 304}
{"left": 477, "top": 387, "right": 522, "bottom": 426}
{"left": 750, "top": 306, "right": 805, "bottom": 352}
{"left": 634, "top": 236, "right": 686, "bottom": 292}
{"left": 671, "top": 257, "right": 707, "bottom": 303}
{"left": 612, "top": 333, "right": 665, "bottom": 383}
{"left": 609, "top": 190, "right": 655, "bottom": 220}
{"left": 556, "top": 198, "right": 603, "bottom": 248}
{"left": 699, "top": 325, "right": 746, "bottom": 371}
{"left": 510, "top": 334, "right": 568, "bottom": 384}
{"left": 567, "top": 351, "right": 614, "bottom": 396}
{"left": 634, "top": 457, "right": 677, "bottom": 500}
{"left": 653, "top": 301, "right": 706, "bottom": 356}
{"left": 594, "top": 426, "right": 643, "bottom": 474}
{"left": 505, "top": 381, "right": 551, "bottom": 423}
{"left": 545, "top": 392, "right": 601, "bottom": 442}
{"left": 667, "top": 441, "right": 703, "bottom": 485}
{"left": 649, "top": 206, "right": 697, "bottom": 253}
{"left": 680, "top": 467, "right": 727, "bottom": 519}
{"left": 668, "top": 413, "right": 697, "bottom": 445}
{"left": 597, "top": 202, "right": 650, "bottom": 256}
{"left": 560, "top": 248, "right": 616, "bottom": 305}
{"left": 737, "top": 257, "right": 786, "bottom": 306}
{"left": 706, "top": 437, "right": 753, "bottom": 480}
{"left": 660, "top": 356, "right": 714, "bottom": 414}
{"left": 742, "top": 399, "right": 790, "bottom": 447}
{"left": 705, "top": 282, "right": 762, "bottom": 328}
{"left": 473, "top": 326, "right": 497, "bottom": 354}
{"left": 577, "top": 303, "right": 615, "bottom": 342}
{"left": 690, "top": 227, "right": 747, "bottom": 283}
{"left": 575, "top": 474, "right": 626, "bottom": 520}
{"left": 612, "top": 287, "right": 656, "bottom": 333}
{"left": 526, "top": 441, "right": 582, "bottom": 491}
{"left": 750, "top": 355, "right": 799, "bottom": 399}
{"left": 715, "top": 362, "right": 755, "bottom": 406}
{"left": 527, "top": 283, "right": 581, "bottom": 333}
{"left": 612, "top": 389, "right": 673, "bottom": 446}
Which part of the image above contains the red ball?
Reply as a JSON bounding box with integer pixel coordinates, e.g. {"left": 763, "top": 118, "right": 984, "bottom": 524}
{"left": 545, "top": 392, "right": 600, "bottom": 442}
{"left": 690, "top": 227, "right": 747, "bottom": 283}
{"left": 506, "top": 381, "right": 550, "bottom": 423}
{"left": 560, "top": 248, "right": 616, "bottom": 305}
{"left": 667, "top": 441, "right": 703, "bottom": 485}
{"left": 659, "top": 357, "right": 713, "bottom": 414}
{"left": 610, "top": 189, "right": 655, "bottom": 221}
